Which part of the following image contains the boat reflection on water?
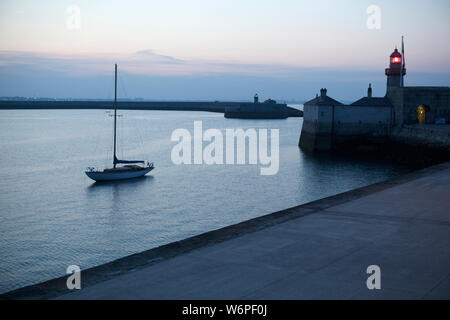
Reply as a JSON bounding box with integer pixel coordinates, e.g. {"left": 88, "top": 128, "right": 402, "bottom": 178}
{"left": 86, "top": 175, "right": 154, "bottom": 189}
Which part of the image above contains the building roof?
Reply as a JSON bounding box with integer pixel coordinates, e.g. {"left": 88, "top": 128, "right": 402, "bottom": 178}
{"left": 304, "top": 95, "right": 343, "bottom": 106}
{"left": 350, "top": 97, "right": 392, "bottom": 107}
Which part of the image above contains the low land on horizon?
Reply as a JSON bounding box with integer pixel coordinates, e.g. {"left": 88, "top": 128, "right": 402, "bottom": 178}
{"left": 0, "top": 96, "right": 307, "bottom": 105}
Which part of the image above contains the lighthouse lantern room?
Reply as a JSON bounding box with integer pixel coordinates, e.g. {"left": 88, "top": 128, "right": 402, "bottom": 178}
{"left": 385, "top": 47, "right": 406, "bottom": 90}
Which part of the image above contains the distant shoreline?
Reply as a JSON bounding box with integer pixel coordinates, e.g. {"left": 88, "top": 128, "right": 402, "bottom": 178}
{"left": 0, "top": 98, "right": 306, "bottom": 104}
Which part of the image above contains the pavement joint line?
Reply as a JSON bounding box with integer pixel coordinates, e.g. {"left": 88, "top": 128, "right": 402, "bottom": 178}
{"left": 317, "top": 210, "right": 450, "bottom": 227}
{"left": 421, "top": 273, "right": 450, "bottom": 299}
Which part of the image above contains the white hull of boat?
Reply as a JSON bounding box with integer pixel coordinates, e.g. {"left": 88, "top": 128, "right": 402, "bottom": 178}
{"left": 85, "top": 167, "right": 154, "bottom": 182}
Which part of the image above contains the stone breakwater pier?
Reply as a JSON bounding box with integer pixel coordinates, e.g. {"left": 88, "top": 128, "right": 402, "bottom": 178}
{"left": 0, "top": 100, "right": 302, "bottom": 119}
{"left": 2, "top": 161, "right": 450, "bottom": 300}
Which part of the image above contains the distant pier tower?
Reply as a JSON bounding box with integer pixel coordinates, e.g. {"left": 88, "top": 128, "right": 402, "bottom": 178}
{"left": 385, "top": 47, "right": 406, "bottom": 90}
{"left": 254, "top": 93, "right": 259, "bottom": 104}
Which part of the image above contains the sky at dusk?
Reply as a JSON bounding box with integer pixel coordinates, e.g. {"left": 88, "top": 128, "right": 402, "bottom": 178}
{"left": 0, "top": 0, "right": 449, "bottom": 101}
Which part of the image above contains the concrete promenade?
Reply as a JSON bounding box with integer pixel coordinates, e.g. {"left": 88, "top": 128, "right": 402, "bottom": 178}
{"left": 3, "top": 162, "right": 450, "bottom": 299}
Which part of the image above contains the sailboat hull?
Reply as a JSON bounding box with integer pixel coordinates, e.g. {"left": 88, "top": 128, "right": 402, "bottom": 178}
{"left": 85, "top": 166, "right": 154, "bottom": 182}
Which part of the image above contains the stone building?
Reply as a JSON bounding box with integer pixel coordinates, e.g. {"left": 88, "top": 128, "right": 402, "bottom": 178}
{"left": 299, "top": 45, "right": 450, "bottom": 152}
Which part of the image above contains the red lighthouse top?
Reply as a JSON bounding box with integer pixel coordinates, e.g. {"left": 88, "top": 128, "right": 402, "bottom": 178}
{"left": 385, "top": 47, "right": 406, "bottom": 76}
{"left": 390, "top": 48, "right": 402, "bottom": 64}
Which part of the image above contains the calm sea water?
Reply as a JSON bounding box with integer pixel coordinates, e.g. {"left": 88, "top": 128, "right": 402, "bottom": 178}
{"left": 0, "top": 108, "right": 411, "bottom": 293}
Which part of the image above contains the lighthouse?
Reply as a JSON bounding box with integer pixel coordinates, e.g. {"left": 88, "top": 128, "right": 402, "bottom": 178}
{"left": 385, "top": 47, "right": 406, "bottom": 90}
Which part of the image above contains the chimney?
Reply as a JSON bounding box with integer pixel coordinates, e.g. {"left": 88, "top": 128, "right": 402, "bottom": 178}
{"left": 320, "top": 88, "right": 327, "bottom": 98}
{"left": 368, "top": 83, "right": 372, "bottom": 98}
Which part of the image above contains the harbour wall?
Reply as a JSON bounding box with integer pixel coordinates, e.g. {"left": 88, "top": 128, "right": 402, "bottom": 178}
{"left": 391, "top": 125, "right": 450, "bottom": 152}
{"left": 224, "top": 103, "right": 295, "bottom": 119}
{"left": 0, "top": 100, "right": 226, "bottom": 112}
{"left": 387, "top": 87, "right": 450, "bottom": 126}
{"left": 0, "top": 100, "right": 302, "bottom": 118}
{"left": 299, "top": 105, "right": 391, "bottom": 152}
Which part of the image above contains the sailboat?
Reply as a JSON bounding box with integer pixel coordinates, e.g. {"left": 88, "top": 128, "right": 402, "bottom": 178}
{"left": 85, "top": 64, "right": 154, "bottom": 182}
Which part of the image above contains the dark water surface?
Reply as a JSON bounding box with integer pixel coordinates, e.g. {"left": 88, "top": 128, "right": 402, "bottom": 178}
{"left": 0, "top": 109, "right": 411, "bottom": 293}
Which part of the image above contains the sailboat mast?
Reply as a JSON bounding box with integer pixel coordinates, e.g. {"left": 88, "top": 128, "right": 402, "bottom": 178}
{"left": 113, "top": 63, "right": 117, "bottom": 168}
{"left": 401, "top": 36, "right": 405, "bottom": 87}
